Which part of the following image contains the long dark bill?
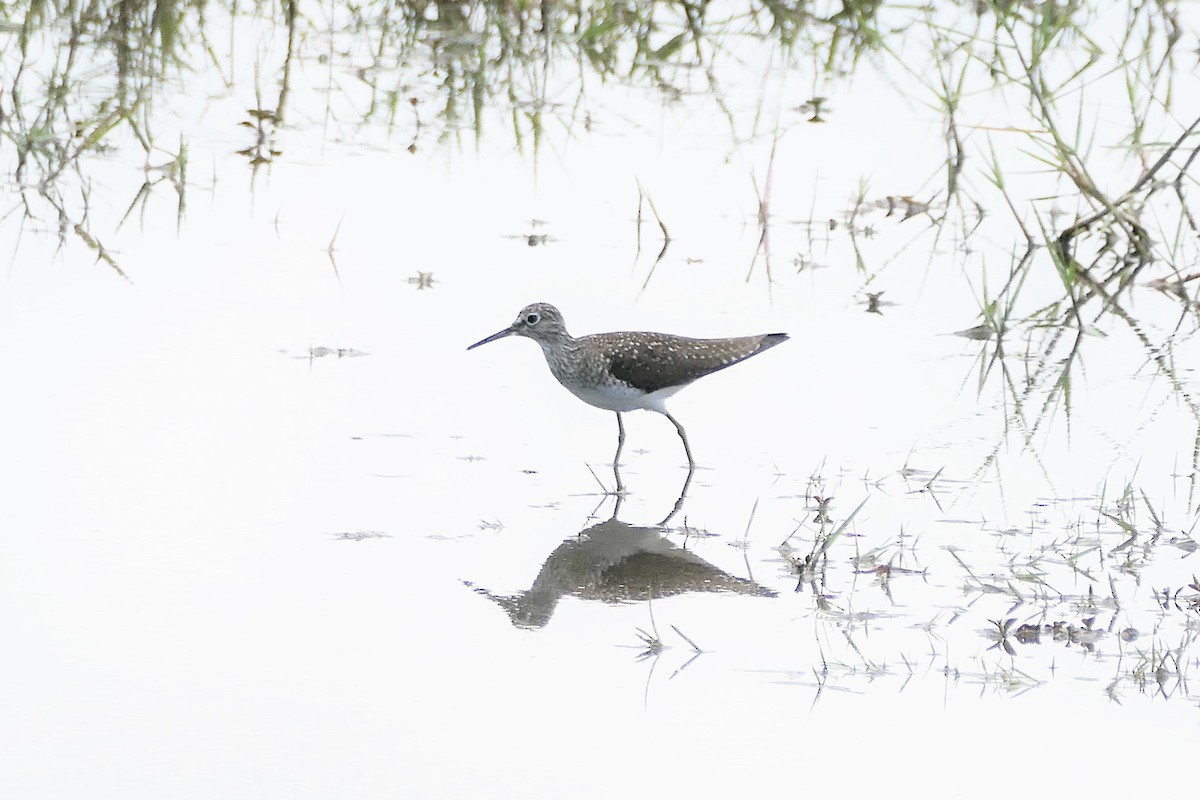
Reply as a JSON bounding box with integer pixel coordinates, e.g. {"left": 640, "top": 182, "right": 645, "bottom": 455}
{"left": 466, "top": 326, "right": 518, "bottom": 351}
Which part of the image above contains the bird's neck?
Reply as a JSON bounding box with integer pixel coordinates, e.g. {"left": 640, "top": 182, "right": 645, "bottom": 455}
{"left": 536, "top": 334, "right": 583, "bottom": 381}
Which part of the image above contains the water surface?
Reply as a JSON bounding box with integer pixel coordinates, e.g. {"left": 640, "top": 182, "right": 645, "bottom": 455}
{"left": 2, "top": 2, "right": 1198, "bottom": 797}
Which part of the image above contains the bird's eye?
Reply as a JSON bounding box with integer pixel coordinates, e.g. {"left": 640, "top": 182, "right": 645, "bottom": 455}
{"left": 525, "top": 313, "right": 540, "bottom": 325}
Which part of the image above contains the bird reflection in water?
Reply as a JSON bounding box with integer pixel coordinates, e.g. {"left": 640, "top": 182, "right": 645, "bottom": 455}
{"left": 467, "top": 510, "right": 776, "bottom": 630}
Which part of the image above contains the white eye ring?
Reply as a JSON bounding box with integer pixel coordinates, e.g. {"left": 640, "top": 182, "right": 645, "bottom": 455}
{"left": 525, "top": 313, "right": 540, "bottom": 325}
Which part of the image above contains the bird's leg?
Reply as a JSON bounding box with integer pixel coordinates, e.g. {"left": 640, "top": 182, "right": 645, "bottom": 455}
{"left": 658, "top": 411, "right": 695, "bottom": 526}
{"left": 664, "top": 410, "right": 696, "bottom": 470}
{"left": 659, "top": 463, "right": 694, "bottom": 526}
{"left": 612, "top": 412, "right": 626, "bottom": 495}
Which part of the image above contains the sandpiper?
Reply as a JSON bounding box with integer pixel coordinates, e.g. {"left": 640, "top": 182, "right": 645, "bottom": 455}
{"left": 466, "top": 303, "right": 788, "bottom": 474}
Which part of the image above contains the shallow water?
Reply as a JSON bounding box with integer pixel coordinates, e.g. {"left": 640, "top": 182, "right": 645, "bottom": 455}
{"left": 2, "top": 2, "right": 1198, "bottom": 797}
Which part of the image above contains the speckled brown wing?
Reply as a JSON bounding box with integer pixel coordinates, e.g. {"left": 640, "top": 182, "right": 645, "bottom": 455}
{"left": 594, "top": 331, "right": 788, "bottom": 393}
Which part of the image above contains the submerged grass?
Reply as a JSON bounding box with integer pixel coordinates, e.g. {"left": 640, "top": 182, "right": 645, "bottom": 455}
{"left": 844, "top": 2, "right": 1200, "bottom": 506}
{"left": 4, "top": 0, "right": 204, "bottom": 273}
{"left": 1, "top": 0, "right": 891, "bottom": 268}
{"left": 7, "top": 1, "right": 1194, "bottom": 295}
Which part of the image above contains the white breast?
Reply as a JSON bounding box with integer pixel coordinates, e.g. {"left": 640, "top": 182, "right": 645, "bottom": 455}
{"left": 564, "top": 382, "right": 683, "bottom": 414}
